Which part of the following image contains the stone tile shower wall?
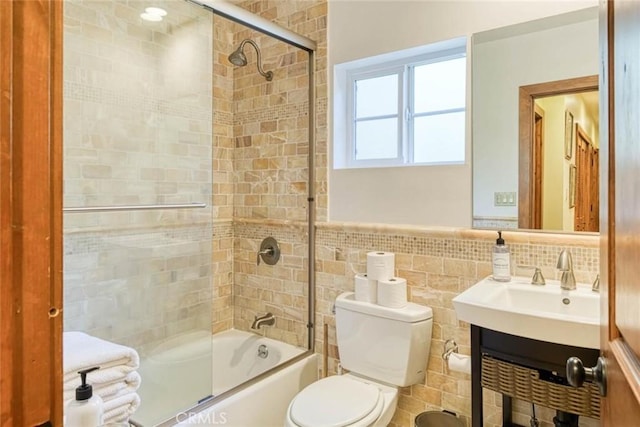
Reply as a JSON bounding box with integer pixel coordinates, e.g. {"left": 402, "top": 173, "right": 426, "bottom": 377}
{"left": 63, "top": 0, "right": 214, "bottom": 354}
{"left": 233, "top": 220, "right": 309, "bottom": 347}
{"left": 226, "top": 0, "right": 328, "bottom": 346}
{"left": 211, "top": 14, "right": 237, "bottom": 334}
{"left": 231, "top": 34, "right": 310, "bottom": 222}
{"left": 315, "top": 224, "right": 600, "bottom": 427}
{"left": 233, "top": 0, "right": 328, "bottom": 223}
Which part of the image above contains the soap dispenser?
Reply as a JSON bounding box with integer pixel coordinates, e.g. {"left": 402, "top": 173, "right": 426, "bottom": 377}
{"left": 65, "top": 367, "right": 104, "bottom": 427}
{"left": 492, "top": 231, "right": 511, "bottom": 282}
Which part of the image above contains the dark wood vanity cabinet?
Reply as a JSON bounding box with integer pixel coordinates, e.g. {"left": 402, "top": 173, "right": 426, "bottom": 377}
{"left": 471, "top": 325, "right": 600, "bottom": 427}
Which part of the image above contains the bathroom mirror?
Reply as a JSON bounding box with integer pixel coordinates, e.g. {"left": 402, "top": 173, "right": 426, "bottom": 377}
{"left": 472, "top": 7, "right": 600, "bottom": 233}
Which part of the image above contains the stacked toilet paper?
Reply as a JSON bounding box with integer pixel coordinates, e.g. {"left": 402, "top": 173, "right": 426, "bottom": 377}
{"left": 354, "top": 252, "right": 407, "bottom": 308}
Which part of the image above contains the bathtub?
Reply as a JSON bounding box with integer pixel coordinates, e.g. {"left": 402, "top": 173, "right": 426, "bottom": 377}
{"left": 133, "top": 329, "right": 317, "bottom": 426}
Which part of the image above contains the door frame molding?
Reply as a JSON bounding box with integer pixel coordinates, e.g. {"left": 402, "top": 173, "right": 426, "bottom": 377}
{"left": 518, "top": 75, "right": 599, "bottom": 229}
{"left": 0, "top": 1, "right": 63, "bottom": 424}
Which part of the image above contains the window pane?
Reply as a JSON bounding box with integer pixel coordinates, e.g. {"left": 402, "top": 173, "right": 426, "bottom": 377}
{"left": 355, "top": 74, "right": 398, "bottom": 118}
{"left": 413, "top": 112, "right": 465, "bottom": 163}
{"left": 355, "top": 118, "right": 398, "bottom": 160}
{"left": 414, "top": 57, "right": 466, "bottom": 113}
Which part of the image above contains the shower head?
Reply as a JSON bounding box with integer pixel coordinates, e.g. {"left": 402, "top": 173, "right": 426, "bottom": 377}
{"left": 228, "top": 49, "right": 247, "bottom": 67}
{"left": 228, "top": 39, "right": 273, "bottom": 81}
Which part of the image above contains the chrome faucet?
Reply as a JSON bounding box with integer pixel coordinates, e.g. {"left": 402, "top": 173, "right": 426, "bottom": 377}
{"left": 556, "top": 249, "right": 576, "bottom": 290}
{"left": 251, "top": 312, "right": 275, "bottom": 330}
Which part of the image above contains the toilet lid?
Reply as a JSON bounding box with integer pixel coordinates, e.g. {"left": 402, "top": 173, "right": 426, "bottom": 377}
{"left": 290, "top": 376, "right": 382, "bottom": 427}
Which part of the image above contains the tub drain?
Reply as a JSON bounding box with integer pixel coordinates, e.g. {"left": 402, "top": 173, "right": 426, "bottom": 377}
{"left": 258, "top": 344, "right": 269, "bottom": 359}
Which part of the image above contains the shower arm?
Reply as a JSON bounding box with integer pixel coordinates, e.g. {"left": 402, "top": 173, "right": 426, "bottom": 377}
{"left": 239, "top": 39, "right": 273, "bottom": 81}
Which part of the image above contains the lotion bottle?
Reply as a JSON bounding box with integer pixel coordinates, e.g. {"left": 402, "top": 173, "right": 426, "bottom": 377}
{"left": 492, "top": 231, "right": 511, "bottom": 282}
{"left": 65, "top": 367, "right": 104, "bottom": 427}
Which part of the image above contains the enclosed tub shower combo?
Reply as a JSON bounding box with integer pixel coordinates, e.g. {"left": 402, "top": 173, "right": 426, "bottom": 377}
{"left": 62, "top": 0, "right": 317, "bottom": 425}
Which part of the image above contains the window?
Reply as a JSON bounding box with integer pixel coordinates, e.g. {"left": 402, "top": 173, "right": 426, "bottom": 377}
{"left": 334, "top": 38, "right": 467, "bottom": 168}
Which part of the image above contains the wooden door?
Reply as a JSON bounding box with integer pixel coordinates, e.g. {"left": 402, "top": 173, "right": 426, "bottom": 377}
{"left": 601, "top": 0, "right": 640, "bottom": 425}
{"left": 590, "top": 148, "right": 600, "bottom": 231}
{"left": 532, "top": 106, "right": 544, "bottom": 229}
{"left": 574, "top": 126, "right": 589, "bottom": 231}
{"left": 0, "top": 1, "right": 63, "bottom": 425}
{"left": 574, "top": 125, "right": 598, "bottom": 232}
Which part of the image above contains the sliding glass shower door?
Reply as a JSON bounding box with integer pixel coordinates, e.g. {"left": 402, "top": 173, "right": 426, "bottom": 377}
{"left": 62, "top": 1, "right": 214, "bottom": 424}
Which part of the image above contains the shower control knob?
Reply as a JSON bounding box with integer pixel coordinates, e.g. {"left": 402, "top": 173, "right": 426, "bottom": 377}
{"left": 566, "top": 356, "right": 607, "bottom": 396}
{"left": 256, "top": 236, "right": 280, "bottom": 266}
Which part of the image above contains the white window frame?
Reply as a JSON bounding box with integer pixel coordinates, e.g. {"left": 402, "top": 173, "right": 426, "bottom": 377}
{"left": 347, "top": 65, "right": 405, "bottom": 167}
{"left": 334, "top": 37, "right": 467, "bottom": 169}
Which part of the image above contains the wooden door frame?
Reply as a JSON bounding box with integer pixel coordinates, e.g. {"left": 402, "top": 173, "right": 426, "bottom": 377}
{"left": 518, "top": 75, "right": 599, "bottom": 229}
{"left": 602, "top": 0, "right": 640, "bottom": 423}
{"left": 0, "top": 1, "right": 63, "bottom": 425}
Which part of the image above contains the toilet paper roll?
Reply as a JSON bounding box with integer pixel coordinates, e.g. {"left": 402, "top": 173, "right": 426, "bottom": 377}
{"left": 366, "top": 251, "right": 395, "bottom": 281}
{"left": 447, "top": 353, "right": 471, "bottom": 375}
{"left": 377, "top": 277, "right": 407, "bottom": 308}
{"left": 354, "top": 273, "right": 377, "bottom": 303}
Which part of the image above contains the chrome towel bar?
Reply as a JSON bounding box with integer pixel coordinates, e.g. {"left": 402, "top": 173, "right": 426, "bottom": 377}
{"left": 63, "top": 202, "right": 207, "bottom": 213}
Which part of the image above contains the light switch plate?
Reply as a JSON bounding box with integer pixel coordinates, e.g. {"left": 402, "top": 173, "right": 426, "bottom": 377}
{"left": 494, "top": 192, "right": 517, "bottom": 206}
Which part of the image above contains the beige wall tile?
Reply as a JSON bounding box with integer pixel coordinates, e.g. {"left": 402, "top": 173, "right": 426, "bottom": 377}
{"left": 315, "top": 221, "right": 599, "bottom": 427}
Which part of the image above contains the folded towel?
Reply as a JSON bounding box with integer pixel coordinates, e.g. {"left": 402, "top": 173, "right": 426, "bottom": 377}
{"left": 63, "top": 331, "right": 139, "bottom": 384}
{"left": 103, "top": 392, "right": 141, "bottom": 424}
{"left": 64, "top": 370, "right": 141, "bottom": 403}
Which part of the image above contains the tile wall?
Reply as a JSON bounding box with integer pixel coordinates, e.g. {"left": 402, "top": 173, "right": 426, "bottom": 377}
{"left": 225, "top": 1, "right": 601, "bottom": 426}
{"left": 63, "top": 0, "right": 215, "bottom": 354}
{"left": 314, "top": 224, "right": 600, "bottom": 427}
{"left": 223, "top": 0, "right": 327, "bottom": 346}
{"left": 211, "top": 13, "right": 236, "bottom": 334}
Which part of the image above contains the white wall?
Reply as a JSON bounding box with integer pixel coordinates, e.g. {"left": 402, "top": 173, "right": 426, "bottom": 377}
{"left": 328, "top": 0, "right": 597, "bottom": 227}
{"left": 537, "top": 97, "right": 565, "bottom": 230}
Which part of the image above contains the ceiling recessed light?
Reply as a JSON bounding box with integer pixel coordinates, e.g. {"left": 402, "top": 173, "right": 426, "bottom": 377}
{"left": 140, "top": 12, "right": 163, "bottom": 22}
{"left": 140, "top": 6, "right": 167, "bottom": 22}
{"left": 145, "top": 7, "right": 167, "bottom": 17}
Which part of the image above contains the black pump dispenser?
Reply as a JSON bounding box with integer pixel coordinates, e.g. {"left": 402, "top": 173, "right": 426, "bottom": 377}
{"left": 76, "top": 367, "right": 99, "bottom": 401}
{"left": 496, "top": 231, "right": 505, "bottom": 245}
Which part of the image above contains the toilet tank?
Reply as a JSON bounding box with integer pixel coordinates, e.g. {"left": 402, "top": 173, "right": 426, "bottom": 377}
{"left": 335, "top": 292, "right": 433, "bottom": 387}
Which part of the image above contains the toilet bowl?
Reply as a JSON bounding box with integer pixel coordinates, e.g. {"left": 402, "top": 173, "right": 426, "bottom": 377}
{"left": 284, "top": 374, "right": 398, "bottom": 427}
{"left": 285, "top": 292, "right": 433, "bottom": 427}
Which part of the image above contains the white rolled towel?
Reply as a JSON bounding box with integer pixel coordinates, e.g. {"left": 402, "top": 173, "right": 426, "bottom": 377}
{"left": 63, "top": 331, "right": 139, "bottom": 384}
{"left": 103, "top": 392, "right": 141, "bottom": 424}
{"left": 63, "top": 370, "right": 141, "bottom": 404}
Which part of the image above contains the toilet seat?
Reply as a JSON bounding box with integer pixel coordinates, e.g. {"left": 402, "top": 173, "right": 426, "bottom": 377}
{"left": 289, "top": 375, "right": 384, "bottom": 427}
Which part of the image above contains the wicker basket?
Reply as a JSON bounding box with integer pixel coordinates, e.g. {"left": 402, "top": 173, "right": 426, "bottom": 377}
{"left": 481, "top": 355, "right": 600, "bottom": 419}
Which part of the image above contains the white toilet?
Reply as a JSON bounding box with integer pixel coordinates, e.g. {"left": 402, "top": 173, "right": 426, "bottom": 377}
{"left": 285, "top": 291, "right": 433, "bottom": 427}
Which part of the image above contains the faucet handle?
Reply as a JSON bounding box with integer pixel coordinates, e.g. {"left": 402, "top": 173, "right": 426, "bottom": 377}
{"left": 256, "top": 237, "right": 280, "bottom": 266}
{"left": 531, "top": 268, "right": 546, "bottom": 286}
{"left": 514, "top": 264, "right": 545, "bottom": 285}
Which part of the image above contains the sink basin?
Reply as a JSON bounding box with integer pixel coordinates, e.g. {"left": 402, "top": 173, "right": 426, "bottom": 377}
{"left": 452, "top": 276, "right": 600, "bottom": 349}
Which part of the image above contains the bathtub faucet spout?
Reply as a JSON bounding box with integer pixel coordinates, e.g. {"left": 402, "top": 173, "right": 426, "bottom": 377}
{"left": 251, "top": 312, "right": 275, "bottom": 330}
